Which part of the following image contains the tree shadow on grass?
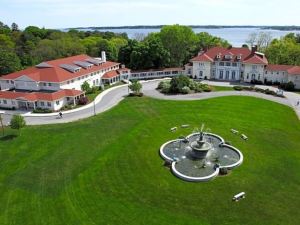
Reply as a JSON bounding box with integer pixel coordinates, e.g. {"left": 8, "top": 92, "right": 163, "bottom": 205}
{"left": 0, "top": 134, "right": 18, "bottom": 141}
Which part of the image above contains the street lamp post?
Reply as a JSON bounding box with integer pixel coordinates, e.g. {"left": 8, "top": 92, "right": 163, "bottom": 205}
{"left": 0, "top": 113, "right": 4, "bottom": 136}
{"left": 93, "top": 100, "right": 96, "bottom": 116}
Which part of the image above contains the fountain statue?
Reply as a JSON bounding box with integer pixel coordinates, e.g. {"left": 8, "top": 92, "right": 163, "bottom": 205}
{"left": 190, "top": 124, "right": 213, "bottom": 159}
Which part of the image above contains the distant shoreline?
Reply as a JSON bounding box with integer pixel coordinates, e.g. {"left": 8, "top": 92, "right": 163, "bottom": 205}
{"left": 69, "top": 25, "right": 300, "bottom": 31}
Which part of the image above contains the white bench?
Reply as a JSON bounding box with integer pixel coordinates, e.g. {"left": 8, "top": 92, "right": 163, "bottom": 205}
{"left": 232, "top": 192, "right": 246, "bottom": 201}
{"left": 241, "top": 134, "right": 248, "bottom": 140}
{"left": 231, "top": 129, "right": 239, "bottom": 134}
{"left": 170, "top": 127, "right": 177, "bottom": 132}
{"left": 181, "top": 124, "right": 190, "bottom": 128}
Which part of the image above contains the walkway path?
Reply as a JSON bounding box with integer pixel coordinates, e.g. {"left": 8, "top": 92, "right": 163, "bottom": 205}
{"left": 1, "top": 79, "right": 299, "bottom": 125}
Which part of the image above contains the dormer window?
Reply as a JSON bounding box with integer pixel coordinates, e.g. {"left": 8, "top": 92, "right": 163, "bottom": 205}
{"left": 216, "top": 54, "right": 221, "bottom": 59}
{"left": 237, "top": 54, "right": 242, "bottom": 60}
{"left": 225, "top": 55, "right": 232, "bottom": 59}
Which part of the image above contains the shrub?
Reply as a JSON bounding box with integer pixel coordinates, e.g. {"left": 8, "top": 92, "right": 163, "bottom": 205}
{"left": 220, "top": 168, "right": 229, "bottom": 175}
{"left": 169, "top": 75, "right": 190, "bottom": 93}
{"left": 161, "top": 82, "right": 171, "bottom": 93}
{"left": 181, "top": 86, "right": 190, "bottom": 94}
{"left": 243, "top": 86, "right": 254, "bottom": 91}
{"left": 194, "top": 83, "right": 203, "bottom": 93}
{"left": 33, "top": 108, "right": 53, "bottom": 113}
{"left": 264, "top": 80, "right": 273, "bottom": 85}
{"left": 78, "top": 96, "right": 89, "bottom": 105}
{"left": 202, "top": 84, "right": 212, "bottom": 92}
{"left": 10, "top": 115, "right": 26, "bottom": 131}
{"left": 254, "top": 87, "right": 265, "bottom": 93}
{"left": 157, "top": 81, "right": 169, "bottom": 90}
{"left": 233, "top": 86, "right": 243, "bottom": 91}
{"left": 280, "top": 81, "right": 295, "bottom": 91}
{"left": 129, "top": 92, "right": 144, "bottom": 97}
{"left": 61, "top": 104, "right": 74, "bottom": 110}
{"left": 273, "top": 81, "right": 281, "bottom": 86}
{"left": 264, "top": 89, "right": 276, "bottom": 95}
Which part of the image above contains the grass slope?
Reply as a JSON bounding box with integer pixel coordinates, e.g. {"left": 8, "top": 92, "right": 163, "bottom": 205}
{"left": 0, "top": 96, "right": 300, "bottom": 225}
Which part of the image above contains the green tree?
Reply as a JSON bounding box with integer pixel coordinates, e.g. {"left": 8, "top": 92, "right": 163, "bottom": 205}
{"left": 195, "top": 32, "right": 230, "bottom": 53}
{"left": 159, "top": 25, "right": 197, "bottom": 66}
{"left": 81, "top": 81, "right": 91, "bottom": 93}
{"left": 11, "top": 22, "right": 19, "bottom": 32}
{"left": 265, "top": 33, "right": 300, "bottom": 65}
{"left": 10, "top": 115, "right": 26, "bottom": 134}
{"left": 129, "top": 80, "right": 142, "bottom": 95}
{"left": 0, "top": 49, "right": 22, "bottom": 75}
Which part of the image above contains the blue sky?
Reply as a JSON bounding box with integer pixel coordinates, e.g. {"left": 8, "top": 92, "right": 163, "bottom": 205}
{"left": 1, "top": 0, "right": 299, "bottom": 29}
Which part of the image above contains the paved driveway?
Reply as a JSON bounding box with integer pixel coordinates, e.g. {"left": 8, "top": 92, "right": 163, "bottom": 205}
{"left": 1, "top": 80, "right": 299, "bottom": 125}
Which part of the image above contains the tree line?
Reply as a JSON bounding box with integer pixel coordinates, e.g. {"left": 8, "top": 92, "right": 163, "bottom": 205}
{"left": 0, "top": 22, "right": 229, "bottom": 75}
{"left": 1, "top": 21, "right": 299, "bottom": 77}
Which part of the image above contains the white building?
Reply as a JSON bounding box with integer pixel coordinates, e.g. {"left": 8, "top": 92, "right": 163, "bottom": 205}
{"left": 0, "top": 52, "right": 127, "bottom": 111}
{"left": 186, "top": 46, "right": 300, "bottom": 89}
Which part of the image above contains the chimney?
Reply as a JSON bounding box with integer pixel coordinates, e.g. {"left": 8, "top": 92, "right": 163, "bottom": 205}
{"left": 198, "top": 50, "right": 204, "bottom": 56}
{"left": 251, "top": 45, "right": 258, "bottom": 53}
{"left": 121, "top": 64, "right": 125, "bottom": 69}
{"left": 101, "top": 51, "right": 107, "bottom": 62}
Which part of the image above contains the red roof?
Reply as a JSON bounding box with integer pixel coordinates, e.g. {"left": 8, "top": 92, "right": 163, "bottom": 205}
{"left": 191, "top": 47, "right": 268, "bottom": 64}
{"left": 102, "top": 70, "right": 119, "bottom": 79}
{"left": 191, "top": 53, "right": 214, "bottom": 62}
{"left": 1, "top": 54, "right": 120, "bottom": 83}
{"left": 266, "top": 64, "right": 300, "bottom": 75}
{"left": 243, "top": 54, "right": 268, "bottom": 65}
{"left": 0, "top": 89, "right": 83, "bottom": 101}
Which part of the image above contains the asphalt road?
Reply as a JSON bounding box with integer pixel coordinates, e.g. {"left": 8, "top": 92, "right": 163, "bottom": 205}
{"left": 1, "top": 80, "right": 299, "bottom": 126}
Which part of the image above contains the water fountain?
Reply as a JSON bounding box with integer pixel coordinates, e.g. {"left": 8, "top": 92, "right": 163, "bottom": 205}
{"left": 160, "top": 124, "right": 243, "bottom": 182}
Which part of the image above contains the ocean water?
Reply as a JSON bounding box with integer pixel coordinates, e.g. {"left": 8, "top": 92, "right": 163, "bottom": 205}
{"left": 79, "top": 27, "right": 300, "bottom": 47}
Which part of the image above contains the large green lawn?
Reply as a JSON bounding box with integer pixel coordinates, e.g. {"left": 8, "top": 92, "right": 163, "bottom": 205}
{"left": 1, "top": 96, "right": 300, "bottom": 225}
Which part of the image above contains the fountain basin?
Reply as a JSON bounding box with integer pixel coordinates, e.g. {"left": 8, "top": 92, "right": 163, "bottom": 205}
{"left": 160, "top": 132, "right": 243, "bottom": 182}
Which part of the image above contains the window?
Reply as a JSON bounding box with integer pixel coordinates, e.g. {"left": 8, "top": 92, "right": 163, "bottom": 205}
{"left": 72, "top": 79, "right": 74, "bottom": 83}
{"left": 225, "top": 71, "right": 230, "bottom": 79}
{"left": 47, "top": 102, "right": 51, "bottom": 107}
{"left": 232, "top": 71, "right": 236, "bottom": 80}
{"left": 219, "top": 71, "right": 224, "bottom": 79}
{"left": 6, "top": 80, "right": 9, "bottom": 83}
{"left": 56, "top": 101, "right": 60, "bottom": 105}
{"left": 3, "top": 100, "right": 7, "bottom": 104}
{"left": 67, "top": 81, "right": 70, "bottom": 84}
{"left": 212, "top": 70, "right": 215, "bottom": 77}
{"left": 247, "top": 74, "right": 249, "bottom": 79}
{"left": 226, "top": 62, "right": 231, "bottom": 67}
{"left": 188, "top": 69, "right": 191, "bottom": 74}
{"left": 252, "top": 65, "right": 257, "bottom": 70}
{"left": 48, "top": 83, "right": 52, "bottom": 86}
{"left": 66, "top": 97, "right": 70, "bottom": 101}
{"left": 12, "top": 101, "right": 15, "bottom": 105}
{"left": 43, "top": 83, "right": 47, "bottom": 86}
{"left": 219, "top": 62, "right": 224, "bottom": 66}
{"left": 258, "top": 75, "right": 261, "bottom": 80}
{"left": 199, "top": 71, "right": 203, "bottom": 77}
{"left": 41, "top": 102, "right": 44, "bottom": 106}
{"left": 0, "top": 100, "right": 1, "bottom": 104}
{"left": 232, "top": 63, "right": 237, "bottom": 67}
{"left": 251, "top": 74, "right": 256, "bottom": 80}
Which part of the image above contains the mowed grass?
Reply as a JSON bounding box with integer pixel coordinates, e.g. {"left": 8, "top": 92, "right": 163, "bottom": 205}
{"left": 210, "top": 85, "right": 234, "bottom": 92}
{"left": 0, "top": 96, "right": 300, "bottom": 225}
